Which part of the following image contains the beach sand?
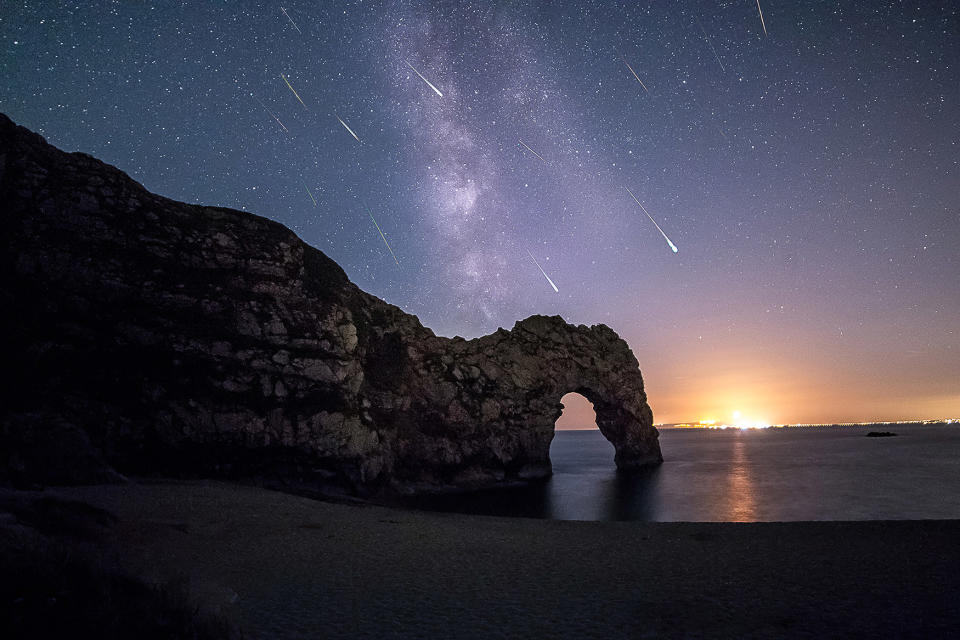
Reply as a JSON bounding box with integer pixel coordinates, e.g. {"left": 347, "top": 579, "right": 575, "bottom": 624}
{"left": 3, "top": 480, "right": 959, "bottom": 638}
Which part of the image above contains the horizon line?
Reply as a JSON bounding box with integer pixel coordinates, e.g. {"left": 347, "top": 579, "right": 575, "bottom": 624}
{"left": 558, "top": 418, "right": 959, "bottom": 431}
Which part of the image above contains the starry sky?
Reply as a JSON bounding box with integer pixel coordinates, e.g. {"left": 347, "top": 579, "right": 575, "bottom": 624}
{"left": 2, "top": 1, "right": 958, "bottom": 425}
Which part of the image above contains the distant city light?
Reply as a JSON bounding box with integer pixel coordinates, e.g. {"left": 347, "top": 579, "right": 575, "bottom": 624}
{"left": 657, "top": 419, "right": 959, "bottom": 429}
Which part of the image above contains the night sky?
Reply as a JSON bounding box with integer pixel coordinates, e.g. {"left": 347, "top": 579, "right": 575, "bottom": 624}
{"left": 2, "top": 1, "right": 957, "bottom": 425}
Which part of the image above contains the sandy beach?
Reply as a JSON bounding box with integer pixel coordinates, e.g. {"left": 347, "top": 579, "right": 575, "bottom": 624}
{"left": 2, "top": 480, "right": 958, "bottom": 639}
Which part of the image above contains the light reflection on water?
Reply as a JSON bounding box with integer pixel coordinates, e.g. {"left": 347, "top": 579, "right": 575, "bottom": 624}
{"left": 728, "top": 438, "right": 756, "bottom": 521}
{"left": 405, "top": 424, "right": 960, "bottom": 521}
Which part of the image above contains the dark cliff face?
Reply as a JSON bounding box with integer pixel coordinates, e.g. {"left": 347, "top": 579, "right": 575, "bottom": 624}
{"left": 0, "top": 113, "right": 661, "bottom": 494}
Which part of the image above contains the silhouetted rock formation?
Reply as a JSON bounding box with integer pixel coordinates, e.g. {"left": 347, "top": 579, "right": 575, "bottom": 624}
{"left": 0, "top": 113, "right": 661, "bottom": 494}
{"left": 866, "top": 432, "right": 897, "bottom": 438}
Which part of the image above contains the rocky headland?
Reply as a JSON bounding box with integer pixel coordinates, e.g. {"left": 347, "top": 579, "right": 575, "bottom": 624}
{"left": 0, "top": 113, "right": 661, "bottom": 495}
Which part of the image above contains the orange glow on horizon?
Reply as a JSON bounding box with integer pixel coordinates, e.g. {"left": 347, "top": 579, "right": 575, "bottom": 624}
{"left": 555, "top": 386, "right": 959, "bottom": 430}
{"left": 595, "top": 292, "right": 960, "bottom": 426}
{"left": 634, "top": 342, "right": 959, "bottom": 425}
{"left": 552, "top": 328, "right": 960, "bottom": 429}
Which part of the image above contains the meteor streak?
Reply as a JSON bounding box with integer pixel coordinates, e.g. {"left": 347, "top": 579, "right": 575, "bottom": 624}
{"left": 334, "top": 113, "right": 360, "bottom": 143}
{"left": 304, "top": 182, "right": 317, "bottom": 207}
{"left": 695, "top": 16, "right": 725, "bottom": 72}
{"left": 280, "top": 73, "right": 307, "bottom": 109}
{"left": 280, "top": 7, "right": 301, "bottom": 34}
{"left": 624, "top": 186, "right": 679, "bottom": 253}
{"left": 404, "top": 60, "right": 443, "bottom": 97}
{"left": 527, "top": 250, "right": 559, "bottom": 293}
{"left": 253, "top": 94, "right": 289, "bottom": 133}
{"left": 368, "top": 211, "right": 400, "bottom": 266}
{"left": 621, "top": 55, "right": 649, "bottom": 92}
{"left": 755, "top": 0, "right": 768, "bottom": 36}
{"left": 518, "top": 139, "right": 546, "bottom": 163}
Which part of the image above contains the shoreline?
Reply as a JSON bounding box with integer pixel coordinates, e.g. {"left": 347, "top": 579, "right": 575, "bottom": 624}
{"left": 3, "top": 480, "right": 959, "bottom": 638}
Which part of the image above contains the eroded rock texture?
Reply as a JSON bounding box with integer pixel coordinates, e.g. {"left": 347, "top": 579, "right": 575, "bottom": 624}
{"left": 0, "top": 113, "right": 661, "bottom": 493}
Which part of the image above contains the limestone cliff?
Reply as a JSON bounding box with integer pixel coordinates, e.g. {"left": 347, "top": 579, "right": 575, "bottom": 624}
{"left": 0, "top": 113, "right": 661, "bottom": 494}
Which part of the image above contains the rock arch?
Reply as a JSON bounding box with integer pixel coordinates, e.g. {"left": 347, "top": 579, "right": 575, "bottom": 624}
{"left": 555, "top": 385, "right": 655, "bottom": 469}
{"left": 378, "top": 315, "right": 663, "bottom": 490}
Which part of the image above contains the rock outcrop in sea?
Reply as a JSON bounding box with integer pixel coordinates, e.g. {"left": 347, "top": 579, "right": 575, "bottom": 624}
{"left": 0, "top": 113, "right": 662, "bottom": 494}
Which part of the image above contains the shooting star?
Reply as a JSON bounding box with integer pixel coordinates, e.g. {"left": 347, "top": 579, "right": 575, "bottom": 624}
{"left": 624, "top": 186, "right": 679, "bottom": 253}
{"left": 755, "top": 0, "right": 768, "bottom": 36}
{"left": 404, "top": 60, "right": 443, "bottom": 97}
{"left": 280, "top": 73, "right": 308, "bottom": 109}
{"left": 695, "top": 16, "right": 725, "bottom": 72}
{"left": 368, "top": 211, "right": 400, "bottom": 266}
{"left": 518, "top": 139, "right": 546, "bottom": 163}
{"left": 527, "top": 250, "right": 559, "bottom": 293}
{"left": 280, "top": 7, "right": 301, "bottom": 34}
{"left": 621, "top": 55, "right": 649, "bottom": 92}
{"left": 334, "top": 113, "right": 360, "bottom": 143}
{"left": 303, "top": 182, "right": 317, "bottom": 207}
{"left": 253, "top": 94, "right": 289, "bottom": 133}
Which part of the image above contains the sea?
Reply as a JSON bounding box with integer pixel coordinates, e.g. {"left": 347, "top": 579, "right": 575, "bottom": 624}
{"left": 407, "top": 423, "right": 960, "bottom": 521}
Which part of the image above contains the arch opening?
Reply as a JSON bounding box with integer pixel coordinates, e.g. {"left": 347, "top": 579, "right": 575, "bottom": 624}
{"left": 555, "top": 392, "right": 599, "bottom": 431}
{"left": 551, "top": 392, "right": 616, "bottom": 472}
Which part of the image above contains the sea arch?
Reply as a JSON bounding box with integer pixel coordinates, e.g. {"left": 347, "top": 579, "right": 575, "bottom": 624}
{"left": 382, "top": 315, "right": 663, "bottom": 489}
{"left": 546, "top": 383, "right": 661, "bottom": 472}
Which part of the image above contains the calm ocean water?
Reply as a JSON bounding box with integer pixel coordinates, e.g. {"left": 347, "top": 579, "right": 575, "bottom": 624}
{"left": 409, "top": 423, "right": 960, "bottom": 521}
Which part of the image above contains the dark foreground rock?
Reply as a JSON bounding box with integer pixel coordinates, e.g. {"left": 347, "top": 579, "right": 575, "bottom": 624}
{"left": 0, "top": 492, "right": 237, "bottom": 639}
{"left": 866, "top": 432, "right": 898, "bottom": 437}
{"left": 0, "top": 113, "right": 661, "bottom": 494}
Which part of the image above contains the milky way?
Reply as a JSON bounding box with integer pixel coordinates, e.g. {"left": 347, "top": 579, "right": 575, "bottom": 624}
{"left": 2, "top": 1, "right": 957, "bottom": 423}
